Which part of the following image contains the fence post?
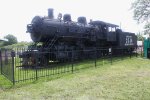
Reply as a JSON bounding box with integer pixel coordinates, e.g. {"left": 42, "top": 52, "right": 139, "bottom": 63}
{"left": 94, "top": 48, "right": 97, "bottom": 67}
{"left": 109, "top": 47, "right": 112, "bottom": 65}
{"left": 0, "top": 49, "right": 2, "bottom": 74}
{"left": 130, "top": 48, "right": 132, "bottom": 59}
{"left": 5, "top": 49, "right": 8, "bottom": 65}
{"left": 71, "top": 50, "right": 74, "bottom": 73}
{"left": 136, "top": 46, "right": 138, "bottom": 57}
{"left": 35, "top": 52, "right": 38, "bottom": 80}
{"left": 11, "top": 50, "right": 15, "bottom": 85}
{"left": 121, "top": 48, "right": 123, "bottom": 60}
{"left": 141, "top": 46, "right": 143, "bottom": 57}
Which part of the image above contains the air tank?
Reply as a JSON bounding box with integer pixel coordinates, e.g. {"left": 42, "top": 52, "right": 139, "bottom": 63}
{"left": 77, "top": 17, "right": 87, "bottom": 24}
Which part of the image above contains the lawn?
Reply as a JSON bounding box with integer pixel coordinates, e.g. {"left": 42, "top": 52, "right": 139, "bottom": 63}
{"left": 0, "top": 57, "right": 150, "bottom": 100}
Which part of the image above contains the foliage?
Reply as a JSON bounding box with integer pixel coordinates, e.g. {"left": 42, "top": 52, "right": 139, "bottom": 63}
{"left": 132, "top": 0, "right": 150, "bottom": 22}
{"left": 2, "top": 41, "right": 33, "bottom": 49}
{"left": 0, "top": 42, "right": 4, "bottom": 48}
{"left": 131, "top": 0, "right": 150, "bottom": 34}
{"left": 3, "top": 34, "right": 18, "bottom": 46}
{"left": 0, "top": 57, "right": 150, "bottom": 99}
{"left": 0, "top": 34, "right": 32, "bottom": 49}
{"left": 144, "top": 23, "right": 150, "bottom": 34}
{"left": 137, "top": 32, "right": 144, "bottom": 41}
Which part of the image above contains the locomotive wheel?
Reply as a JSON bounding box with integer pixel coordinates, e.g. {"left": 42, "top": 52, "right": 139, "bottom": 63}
{"left": 22, "top": 57, "right": 36, "bottom": 68}
{"left": 39, "top": 56, "right": 49, "bottom": 66}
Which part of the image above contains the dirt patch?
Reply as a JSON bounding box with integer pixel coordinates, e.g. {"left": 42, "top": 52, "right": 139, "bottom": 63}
{"left": 130, "top": 70, "right": 150, "bottom": 77}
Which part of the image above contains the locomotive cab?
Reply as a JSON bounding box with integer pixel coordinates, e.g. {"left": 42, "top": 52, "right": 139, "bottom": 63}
{"left": 89, "top": 21, "right": 119, "bottom": 42}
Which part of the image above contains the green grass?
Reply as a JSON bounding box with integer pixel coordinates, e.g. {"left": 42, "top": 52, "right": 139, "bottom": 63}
{"left": 14, "top": 57, "right": 110, "bottom": 82}
{"left": 0, "top": 57, "right": 150, "bottom": 99}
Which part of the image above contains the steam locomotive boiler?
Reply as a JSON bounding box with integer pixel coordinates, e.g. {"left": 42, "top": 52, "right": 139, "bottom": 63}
{"left": 21, "top": 8, "right": 137, "bottom": 67}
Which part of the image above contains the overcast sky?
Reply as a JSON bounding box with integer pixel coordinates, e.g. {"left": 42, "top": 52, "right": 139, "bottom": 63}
{"left": 0, "top": 0, "right": 143, "bottom": 42}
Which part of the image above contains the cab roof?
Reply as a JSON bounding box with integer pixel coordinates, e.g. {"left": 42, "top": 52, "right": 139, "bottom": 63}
{"left": 89, "top": 21, "right": 119, "bottom": 27}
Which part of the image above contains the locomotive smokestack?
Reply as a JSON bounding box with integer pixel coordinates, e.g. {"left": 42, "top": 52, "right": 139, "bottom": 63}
{"left": 48, "top": 8, "right": 54, "bottom": 19}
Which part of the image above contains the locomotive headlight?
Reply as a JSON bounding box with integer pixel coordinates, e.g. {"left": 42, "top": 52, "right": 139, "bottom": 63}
{"left": 27, "top": 24, "right": 33, "bottom": 33}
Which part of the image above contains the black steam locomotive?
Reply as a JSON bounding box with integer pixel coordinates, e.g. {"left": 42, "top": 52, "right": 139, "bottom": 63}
{"left": 21, "top": 8, "right": 137, "bottom": 66}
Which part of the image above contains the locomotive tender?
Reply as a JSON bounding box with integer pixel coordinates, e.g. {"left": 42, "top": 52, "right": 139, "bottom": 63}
{"left": 22, "top": 8, "right": 137, "bottom": 66}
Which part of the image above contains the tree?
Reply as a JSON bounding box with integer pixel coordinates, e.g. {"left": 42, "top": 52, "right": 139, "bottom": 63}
{"left": 137, "top": 32, "right": 144, "bottom": 41}
{"left": 131, "top": 0, "right": 150, "bottom": 34}
{"left": 3, "top": 34, "right": 18, "bottom": 46}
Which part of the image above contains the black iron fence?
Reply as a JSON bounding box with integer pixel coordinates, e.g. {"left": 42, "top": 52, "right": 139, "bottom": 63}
{"left": 0, "top": 49, "right": 15, "bottom": 84}
{"left": 0, "top": 47, "right": 139, "bottom": 84}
